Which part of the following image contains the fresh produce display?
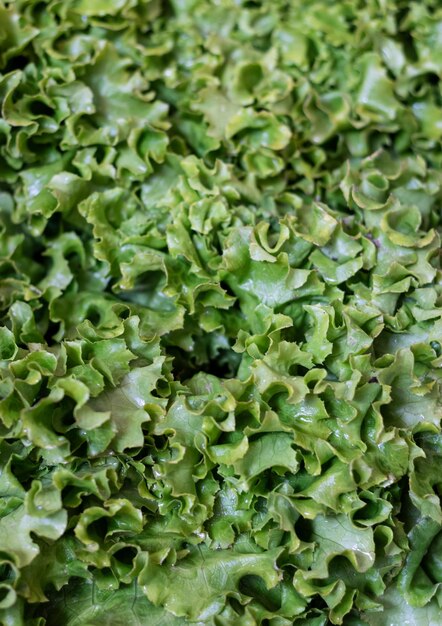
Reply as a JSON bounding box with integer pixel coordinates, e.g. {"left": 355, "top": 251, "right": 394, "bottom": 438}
{"left": 0, "top": 0, "right": 442, "bottom": 624}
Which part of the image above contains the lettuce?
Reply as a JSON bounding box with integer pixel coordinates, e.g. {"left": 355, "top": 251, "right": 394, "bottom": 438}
{"left": 0, "top": 0, "right": 442, "bottom": 624}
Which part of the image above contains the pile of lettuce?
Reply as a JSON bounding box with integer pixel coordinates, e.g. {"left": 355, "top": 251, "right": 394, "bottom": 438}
{"left": 0, "top": 0, "right": 442, "bottom": 624}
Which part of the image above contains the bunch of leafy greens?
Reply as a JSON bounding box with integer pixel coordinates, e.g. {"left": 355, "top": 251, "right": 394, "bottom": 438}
{"left": 0, "top": 0, "right": 442, "bottom": 624}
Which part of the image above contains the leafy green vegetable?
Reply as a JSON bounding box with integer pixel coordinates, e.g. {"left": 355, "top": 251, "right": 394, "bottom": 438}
{"left": 0, "top": 0, "right": 442, "bottom": 624}
{"left": 43, "top": 581, "right": 188, "bottom": 626}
